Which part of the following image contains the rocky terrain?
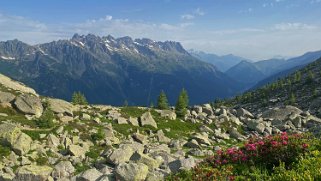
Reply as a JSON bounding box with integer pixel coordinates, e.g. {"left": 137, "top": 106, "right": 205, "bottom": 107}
{"left": 0, "top": 73, "right": 321, "bottom": 181}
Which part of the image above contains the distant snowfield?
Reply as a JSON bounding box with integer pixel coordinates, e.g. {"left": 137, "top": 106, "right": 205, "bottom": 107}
{"left": 0, "top": 55, "right": 15, "bottom": 60}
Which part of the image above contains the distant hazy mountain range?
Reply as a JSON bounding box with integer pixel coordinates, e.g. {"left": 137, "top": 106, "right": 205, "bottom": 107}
{"left": 0, "top": 34, "right": 243, "bottom": 106}
{"left": 188, "top": 49, "right": 250, "bottom": 72}
{"left": 190, "top": 49, "right": 321, "bottom": 90}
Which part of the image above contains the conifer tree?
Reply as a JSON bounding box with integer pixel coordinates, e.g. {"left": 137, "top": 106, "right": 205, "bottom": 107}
{"left": 157, "top": 90, "right": 169, "bottom": 110}
{"left": 290, "top": 93, "right": 296, "bottom": 105}
{"left": 175, "top": 89, "right": 189, "bottom": 118}
{"left": 71, "top": 91, "right": 88, "bottom": 105}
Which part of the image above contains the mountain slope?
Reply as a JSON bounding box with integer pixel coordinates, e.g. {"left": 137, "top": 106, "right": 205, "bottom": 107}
{"left": 219, "top": 57, "right": 321, "bottom": 116}
{"left": 225, "top": 50, "right": 321, "bottom": 90}
{"left": 0, "top": 34, "right": 242, "bottom": 106}
{"left": 225, "top": 61, "right": 265, "bottom": 86}
{"left": 189, "top": 50, "right": 248, "bottom": 72}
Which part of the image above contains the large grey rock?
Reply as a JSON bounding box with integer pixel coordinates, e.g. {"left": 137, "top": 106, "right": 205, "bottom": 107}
{"left": 68, "top": 145, "right": 88, "bottom": 157}
{"left": 190, "top": 133, "right": 211, "bottom": 146}
{"left": 116, "top": 117, "right": 128, "bottom": 124}
{"left": 47, "top": 98, "right": 74, "bottom": 116}
{"left": 292, "top": 116, "right": 302, "bottom": 128}
{"left": 15, "top": 165, "right": 53, "bottom": 181}
{"left": 47, "top": 134, "right": 60, "bottom": 148}
{"left": 107, "top": 110, "right": 121, "bottom": 120}
{"left": 128, "top": 117, "right": 139, "bottom": 126}
{"left": 237, "top": 108, "right": 254, "bottom": 118}
{"left": 52, "top": 161, "right": 75, "bottom": 179}
{"left": 168, "top": 157, "right": 196, "bottom": 173}
{"left": 202, "top": 105, "right": 214, "bottom": 116}
{"left": 0, "top": 123, "right": 32, "bottom": 156}
{"left": 115, "top": 163, "right": 149, "bottom": 181}
{"left": 12, "top": 132, "right": 33, "bottom": 156}
{"left": 0, "top": 169, "right": 15, "bottom": 180}
{"left": 263, "top": 106, "right": 303, "bottom": 120}
{"left": 156, "top": 130, "right": 171, "bottom": 143}
{"left": 130, "top": 151, "right": 161, "bottom": 170}
{"left": 139, "top": 112, "right": 157, "bottom": 128}
{"left": 0, "top": 91, "right": 15, "bottom": 103}
{"left": 229, "top": 128, "right": 245, "bottom": 141}
{"left": 199, "top": 125, "right": 214, "bottom": 133}
{"left": 14, "top": 94, "right": 43, "bottom": 118}
{"left": 146, "top": 171, "right": 166, "bottom": 181}
{"left": 214, "top": 128, "right": 230, "bottom": 140}
{"left": 103, "top": 124, "right": 114, "bottom": 138}
{"left": 159, "top": 110, "right": 177, "bottom": 120}
{"left": 192, "top": 106, "right": 202, "bottom": 113}
{"left": 107, "top": 145, "right": 135, "bottom": 165}
{"left": 132, "top": 132, "right": 147, "bottom": 144}
{"left": 80, "top": 113, "right": 91, "bottom": 121}
{"left": 184, "top": 139, "right": 200, "bottom": 148}
{"left": 245, "top": 119, "right": 265, "bottom": 133}
{"left": 76, "top": 168, "right": 103, "bottom": 181}
{"left": 0, "top": 74, "right": 38, "bottom": 96}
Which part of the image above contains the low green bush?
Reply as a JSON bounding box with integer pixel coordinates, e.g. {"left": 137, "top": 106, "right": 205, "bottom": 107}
{"left": 36, "top": 109, "right": 55, "bottom": 128}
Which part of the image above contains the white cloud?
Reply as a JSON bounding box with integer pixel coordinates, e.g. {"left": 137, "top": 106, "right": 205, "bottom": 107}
{"left": 181, "top": 14, "right": 195, "bottom": 20}
{"left": 273, "top": 22, "right": 316, "bottom": 31}
{"left": 239, "top": 8, "right": 253, "bottom": 13}
{"left": 194, "top": 8, "right": 205, "bottom": 16}
{"left": 180, "top": 8, "right": 204, "bottom": 21}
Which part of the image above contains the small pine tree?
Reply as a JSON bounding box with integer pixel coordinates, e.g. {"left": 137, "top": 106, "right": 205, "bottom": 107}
{"left": 313, "top": 88, "right": 318, "bottom": 98}
{"left": 175, "top": 89, "right": 189, "bottom": 118}
{"left": 157, "top": 90, "right": 169, "bottom": 110}
{"left": 290, "top": 93, "right": 296, "bottom": 105}
{"left": 295, "top": 71, "right": 301, "bottom": 82}
{"left": 71, "top": 91, "right": 88, "bottom": 105}
{"left": 181, "top": 88, "right": 189, "bottom": 107}
{"left": 123, "top": 100, "right": 129, "bottom": 107}
{"left": 307, "top": 70, "right": 314, "bottom": 83}
{"left": 150, "top": 102, "right": 154, "bottom": 108}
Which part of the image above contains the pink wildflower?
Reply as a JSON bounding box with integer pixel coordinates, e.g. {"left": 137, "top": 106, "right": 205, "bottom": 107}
{"left": 246, "top": 143, "right": 256, "bottom": 151}
{"left": 227, "top": 148, "right": 235, "bottom": 155}
{"left": 271, "top": 140, "right": 278, "bottom": 147}
{"left": 257, "top": 141, "right": 264, "bottom": 146}
{"left": 302, "top": 143, "right": 309, "bottom": 149}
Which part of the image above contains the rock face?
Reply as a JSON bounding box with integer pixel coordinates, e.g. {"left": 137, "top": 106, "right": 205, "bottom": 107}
{"left": 0, "top": 73, "right": 38, "bottom": 96}
{"left": 139, "top": 112, "right": 157, "bottom": 128}
{"left": 115, "top": 163, "right": 149, "bottom": 181}
{"left": 263, "top": 106, "right": 303, "bottom": 120}
{"left": 15, "top": 165, "right": 53, "bottom": 181}
{"left": 245, "top": 119, "right": 265, "bottom": 133}
{"left": 11, "top": 132, "right": 33, "bottom": 156}
{"left": 68, "top": 145, "right": 88, "bottom": 157}
{"left": 128, "top": 117, "right": 139, "bottom": 126}
{"left": 130, "top": 152, "right": 160, "bottom": 170}
{"left": 159, "top": 110, "right": 177, "bottom": 120}
{"left": 237, "top": 108, "right": 254, "bottom": 118}
{"left": 168, "top": 157, "right": 196, "bottom": 173}
{"left": 47, "top": 98, "right": 74, "bottom": 116}
{"left": 0, "top": 91, "right": 15, "bottom": 103}
{"left": 52, "top": 161, "right": 75, "bottom": 179}
{"left": 107, "top": 145, "right": 135, "bottom": 165}
{"left": 76, "top": 168, "right": 103, "bottom": 181}
{"left": 0, "top": 123, "right": 32, "bottom": 156}
{"left": 14, "top": 94, "right": 43, "bottom": 118}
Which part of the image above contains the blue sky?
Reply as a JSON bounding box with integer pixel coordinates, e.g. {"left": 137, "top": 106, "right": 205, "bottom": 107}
{"left": 1, "top": 0, "right": 321, "bottom": 60}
